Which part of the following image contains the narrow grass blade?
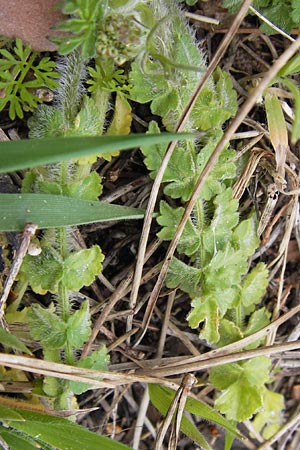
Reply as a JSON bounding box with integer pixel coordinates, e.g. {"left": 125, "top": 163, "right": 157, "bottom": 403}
{"left": 0, "top": 133, "right": 192, "bottom": 173}
{"left": 149, "top": 384, "right": 211, "bottom": 450}
{"left": 6, "top": 409, "right": 132, "bottom": 450}
{"left": 0, "top": 194, "right": 145, "bottom": 231}
{"left": 149, "top": 384, "right": 243, "bottom": 440}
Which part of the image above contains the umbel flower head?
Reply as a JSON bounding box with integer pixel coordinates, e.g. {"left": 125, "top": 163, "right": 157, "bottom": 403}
{"left": 96, "top": 14, "right": 145, "bottom": 65}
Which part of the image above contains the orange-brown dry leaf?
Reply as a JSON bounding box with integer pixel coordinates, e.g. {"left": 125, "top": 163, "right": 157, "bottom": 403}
{"left": 0, "top": 0, "right": 64, "bottom": 51}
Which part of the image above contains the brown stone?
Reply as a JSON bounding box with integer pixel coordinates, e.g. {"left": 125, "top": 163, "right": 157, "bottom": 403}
{"left": 0, "top": 0, "right": 65, "bottom": 51}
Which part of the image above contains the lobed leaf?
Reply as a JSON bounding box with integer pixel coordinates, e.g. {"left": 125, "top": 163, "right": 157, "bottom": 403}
{"left": 214, "top": 378, "right": 263, "bottom": 421}
{"left": 252, "top": 388, "right": 284, "bottom": 439}
{"left": 21, "top": 248, "right": 63, "bottom": 294}
{"left": 70, "top": 346, "right": 109, "bottom": 395}
{"left": 157, "top": 201, "right": 201, "bottom": 256}
{"left": 28, "top": 304, "right": 67, "bottom": 348}
{"left": 62, "top": 245, "right": 104, "bottom": 291}
{"left": 66, "top": 301, "right": 91, "bottom": 348}
{"left": 210, "top": 357, "right": 272, "bottom": 421}
{"left": 240, "top": 263, "right": 269, "bottom": 314}
{"left": 188, "top": 294, "right": 220, "bottom": 343}
{"left": 202, "top": 188, "right": 239, "bottom": 255}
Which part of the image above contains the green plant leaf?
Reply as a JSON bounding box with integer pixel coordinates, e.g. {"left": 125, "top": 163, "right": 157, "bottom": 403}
{"left": 0, "top": 405, "right": 25, "bottom": 421}
{"left": 149, "top": 384, "right": 242, "bottom": 445}
{"left": 28, "top": 304, "right": 67, "bottom": 348}
{"left": 211, "top": 357, "right": 272, "bottom": 421}
{"left": 70, "top": 345, "right": 109, "bottom": 394}
{"left": 0, "top": 38, "right": 59, "bottom": 120}
{"left": 0, "top": 428, "right": 42, "bottom": 450}
{"left": 244, "top": 308, "right": 271, "bottom": 341}
{"left": 0, "top": 133, "right": 192, "bottom": 173}
{"left": 20, "top": 248, "right": 63, "bottom": 294}
{"left": 214, "top": 378, "right": 263, "bottom": 421}
{"left": 141, "top": 122, "right": 198, "bottom": 202}
{"left": 0, "top": 194, "right": 146, "bottom": 231}
{"left": 232, "top": 214, "right": 259, "bottom": 257}
{"left": 157, "top": 201, "right": 201, "bottom": 256}
{"left": 202, "top": 188, "right": 239, "bottom": 254}
{"left": 240, "top": 263, "right": 269, "bottom": 314}
{"left": 218, "top": 319, "right": 244, "bottom": 347}
{"left": 0, "top": 327, "right": 32, "bottom": 355}
{"left": 166, "top": 257, "right": 202, "bottom": 296}
{"left": 209, "top": 363, "right": 243, "bottom": 390}
{"left": 191, "top": 69, "right": 237, "bottom": 130}
{"left": 141, "top": 124, "right": 236, "bottom": 202}
{"left": 6, "top": 409, "right": 132, "bottom": 450}
{"left": 252, "top": 388, "right": 284, "bottom": 439}
{"left": 62, "top": 245, "right": 104, "bottom": 291}
{"left": 205, "top": 245, "right": 248, "bottom": 291}
{"left": 66, "top": 301, "right": 91, "bottom": 348}
{"left": 188, "top": 294, "right": 220, "bottom": 343}
{"left": 242, "top": 356, "right": 271, "bottom": 385}
{"left": 64, "top": 172, "right": 102, "bottom": 200}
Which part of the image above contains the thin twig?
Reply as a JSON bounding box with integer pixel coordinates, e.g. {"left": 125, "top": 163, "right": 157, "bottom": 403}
{"left": 132, "top": 386, "right": 150, "bottom": 450}
{"left": 1, "top": 334, "right": 300, "bottom": 388}
{"left": 154, "top": 374, "right": 197, "bottom": 450}
{"left": 0, "top": 223, "right": 37, "bottom": 328}
{"left": 140, "top": 305, "right": 300, "bottom": 376}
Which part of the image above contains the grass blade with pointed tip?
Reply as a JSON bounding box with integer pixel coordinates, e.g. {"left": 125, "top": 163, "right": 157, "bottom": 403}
{"left": 149, "top": 384, "right": 243, "bottom": 441}
{"left": 0, "top": 133, "right": 193, "bottom": 173}
{"left": 6, "top": 409, "right": 133, "bottom": 450}
{"left": 0, "top": 194, "right": 146, "bottom": 231}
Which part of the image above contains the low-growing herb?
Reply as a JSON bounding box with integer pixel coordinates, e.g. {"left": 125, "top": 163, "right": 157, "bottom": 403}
{"left": 0, "top": 38, "right": 59, "bottom": 119}
{"left": 131, "top": 0, "right": 284, "bottom": 441}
